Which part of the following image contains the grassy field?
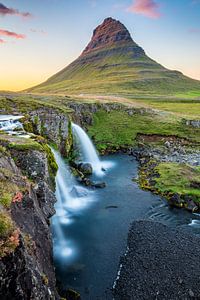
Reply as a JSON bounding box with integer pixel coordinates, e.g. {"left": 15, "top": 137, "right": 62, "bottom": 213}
{"left": 143, "top": 100, "right": 200, "bottom": 119}
{"left": 87, "top": 109, "right": 200, "bottom": 153}
{"left": 154, "top": 163, "right": 200, "bottom": 200}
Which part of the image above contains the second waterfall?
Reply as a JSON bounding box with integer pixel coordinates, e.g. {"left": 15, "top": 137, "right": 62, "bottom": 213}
{"left": 72, "top": 123, "right": 112, "bottom": 176}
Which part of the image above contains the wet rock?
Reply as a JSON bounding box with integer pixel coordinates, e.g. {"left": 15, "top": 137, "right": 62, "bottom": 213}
{"left": 105, "top": 205, "right": 118, "bottom": 209}
{"left": 168, "top": 193, "right": 183, "bottom": 207}
{"left": 78, "top": 162, "right": 93, "bottom": 175}
{"left": 91, "top": 181, "right": 106, "bottom": 188}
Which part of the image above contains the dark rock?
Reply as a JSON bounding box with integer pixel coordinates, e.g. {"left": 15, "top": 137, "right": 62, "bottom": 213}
{"left": 105, "top": 205, "right": 118, "bottom": 209}
{"left": 190, "top": 181, "right": 200, "bottom": 189}
{"left": 78, "top": 162, "right": 93, "bottom": 175}
{"left": 168, "top": 193, "right": 183, "bottom": 207}
{"left": 114, "top": 220, "right": 200, "bottom": 300}
{"left": 66, "top": 288, "right": 81, "bottom": 300}
{"left": 0, "top": 146, "right": 59, "bottom": 299}
{"left": 82, "top": 17, "right": 134, "bottom": 56}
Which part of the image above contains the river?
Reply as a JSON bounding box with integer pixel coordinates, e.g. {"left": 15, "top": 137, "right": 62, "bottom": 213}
{"left": 51, "top": 151, "right": 200, "bottom": 300}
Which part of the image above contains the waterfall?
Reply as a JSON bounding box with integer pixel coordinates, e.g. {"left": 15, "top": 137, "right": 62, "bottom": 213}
{"left": 72, "top": 123, "right": 107, "bottom": 176}
{"left": 0, "top": 115, "right": 24, "bottom": 132}
{"left": 51, "top": 148, "right": 94, "bottom": 262}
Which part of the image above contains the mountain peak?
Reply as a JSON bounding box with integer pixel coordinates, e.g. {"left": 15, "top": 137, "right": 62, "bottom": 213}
{"left": 81, "top": 17, "right": 133, "bottom": 56}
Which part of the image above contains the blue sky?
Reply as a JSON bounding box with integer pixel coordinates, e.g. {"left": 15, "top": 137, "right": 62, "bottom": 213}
{"left": 0, "top": 0, "right": 200, "bottom": 90}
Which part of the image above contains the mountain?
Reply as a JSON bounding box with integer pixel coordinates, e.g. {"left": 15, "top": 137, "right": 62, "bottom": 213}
{"left": 28, "top": 17, "right": 200, "bottom": 96}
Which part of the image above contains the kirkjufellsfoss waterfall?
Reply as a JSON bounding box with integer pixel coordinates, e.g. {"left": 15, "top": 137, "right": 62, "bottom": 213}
{"left": 72, "top": 123, "right": 113, "bottom": 176}
{"left": 51, "top": 147, "right": 95, "bottom": 262}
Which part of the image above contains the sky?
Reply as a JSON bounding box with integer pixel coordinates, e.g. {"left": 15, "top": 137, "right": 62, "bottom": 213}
{"left": 0, "top": 0, "right": 200, "bottom": 91}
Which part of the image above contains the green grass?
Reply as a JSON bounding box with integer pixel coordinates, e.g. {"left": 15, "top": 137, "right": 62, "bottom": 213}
{"left": 145, "top": 101, "right": 200, "bottom": 119}
{"left": 155, "top": 163, "right": 200, "bottom": 200}
{"left": 87, "top": 110, "right": 200, "bottom": 152}
{"left": 0, "top": 211, "right": 14, "bottom": 239}
{"left": 0, "top": 95, "right": 73, "bottom": 115}
{"left": 27, "top": 42, "right": 200, "bottom": 96}
{"left": 0, "top": 210, "right": 19, "bottom": 258}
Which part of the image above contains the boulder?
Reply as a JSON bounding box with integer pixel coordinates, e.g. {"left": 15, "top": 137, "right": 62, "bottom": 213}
{"left": 78, "top": 163, "right": 93, "bottom": 175}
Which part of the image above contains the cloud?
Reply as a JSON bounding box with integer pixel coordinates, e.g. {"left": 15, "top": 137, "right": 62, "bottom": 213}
{"left": 0, "top": 3, "right": 32, "bottom": 18}
{"left": 0, "top": 29, "right": 26, "bottom": 39}
{"left": 189, "top": 28, "right": 200, "bottom": 33}
{"left": 127, "top": 0, "right": 161, "bottom": 19}
{"left": 0, "top": 38, "right": 5, "bottom": 43}
{"left": 30, "top": 28, "right": 47, "bottom": 35}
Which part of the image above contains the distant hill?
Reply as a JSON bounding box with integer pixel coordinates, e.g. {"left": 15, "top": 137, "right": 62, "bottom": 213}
{"left": 27, "top": 17, "right": 200, "bottom": 96}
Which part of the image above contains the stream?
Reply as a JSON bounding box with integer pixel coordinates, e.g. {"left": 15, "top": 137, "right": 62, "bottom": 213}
{"left": 51, "top": 124, "right": 200, "bottom": 300}
{"left": 1, "top": 114, "right": 200, "bottom": 299}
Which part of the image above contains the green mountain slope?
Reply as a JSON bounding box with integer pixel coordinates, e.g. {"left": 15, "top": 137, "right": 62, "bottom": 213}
{"left": 28, "top": 17, "right": 200, "bottom": 96}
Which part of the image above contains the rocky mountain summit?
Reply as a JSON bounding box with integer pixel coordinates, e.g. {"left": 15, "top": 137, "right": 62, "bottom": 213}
{"left": 81, "top": 17, "right": 133, "bottom": 55}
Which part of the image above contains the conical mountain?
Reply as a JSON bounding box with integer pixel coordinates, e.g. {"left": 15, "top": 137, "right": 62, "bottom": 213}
{"left": 28, "top": 17, "right": 200, "bottom": 95}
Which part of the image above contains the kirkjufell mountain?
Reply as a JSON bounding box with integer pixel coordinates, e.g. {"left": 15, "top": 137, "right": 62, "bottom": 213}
{"left": 28, "top": 17, "right": 200, "bottom": 95}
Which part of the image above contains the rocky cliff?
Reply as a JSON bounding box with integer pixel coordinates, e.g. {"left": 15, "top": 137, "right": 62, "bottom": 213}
{"left": 81, "top": 17, "right": 136, "bottom": 55}
{"left": 0, "top": 135, "right": 59, "bottom": 299}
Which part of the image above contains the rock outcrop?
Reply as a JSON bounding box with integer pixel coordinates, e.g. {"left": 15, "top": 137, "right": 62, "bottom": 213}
{"left": 81, "top": 17, "right": 134, "bottom": 55}
{"left": 0, "top": 137, "right": 59, "bottom": 299}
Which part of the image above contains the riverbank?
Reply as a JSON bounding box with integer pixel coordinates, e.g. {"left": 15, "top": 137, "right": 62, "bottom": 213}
{"left": 114, "top": 220, "right": 200, "bottom": 300}
{"left": 134, "top": 135, "right": 200, "bottom": 211}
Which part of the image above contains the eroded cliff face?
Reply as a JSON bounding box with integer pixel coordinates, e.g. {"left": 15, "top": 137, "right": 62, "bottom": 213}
{"left": 26, "top": 107, "right": 72, "bottom": 156}
{"left": 0, "top": 137, "right": 59, "bottom": 300}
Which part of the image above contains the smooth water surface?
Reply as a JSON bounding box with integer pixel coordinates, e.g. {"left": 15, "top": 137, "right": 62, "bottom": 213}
{"left": 51, "top": 153, "right": 200, "bottom": 300}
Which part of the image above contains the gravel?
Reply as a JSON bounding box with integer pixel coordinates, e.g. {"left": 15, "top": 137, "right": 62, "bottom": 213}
{"left": 114, "top": 220, "right": 200, "bottom": 300}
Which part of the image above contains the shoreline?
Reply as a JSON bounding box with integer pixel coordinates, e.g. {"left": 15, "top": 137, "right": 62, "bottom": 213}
{"left": 114, "top": 220, "right": 200, "bottom": 299}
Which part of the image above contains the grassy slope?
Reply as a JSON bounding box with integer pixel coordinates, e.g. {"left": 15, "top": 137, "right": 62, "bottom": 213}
{"left": 155, "top": 163, "right": 200, "bottom": 201}
{"left": 87, "top": 110, "right": 200, "bottom": 152}
{"left": 27, "top": 42, "right": 200, "bottom": 96}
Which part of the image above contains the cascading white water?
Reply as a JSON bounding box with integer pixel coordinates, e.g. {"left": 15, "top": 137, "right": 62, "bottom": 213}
{"left": 72, "top": 123, "right": 100, "bottom": 164}
{"left": 0, "top": 115, "right": 24, "bottom": 132}
{"left": 51, "top": 148, "right": 94, "bottom": 261}
{"left": 72, "top": 123, "right": 109, "bottom": 176}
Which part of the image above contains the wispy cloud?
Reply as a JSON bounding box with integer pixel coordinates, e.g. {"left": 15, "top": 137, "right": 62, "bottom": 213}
{"left": 0, "top": 38, "right": 5, "bottom": 43}
{"left": 127, "top": 0, "right": 161, "bottom": 19}
{"left": 30, "top": 28, "right": 47, "bottom": 35}
{"left": 189, "top": 28, "right": 200, "bottom": 33}
{"left": 0, "top": 2, "right": 32, "bottom": 18}
{"left": 0, "top": 29, "right": 26, "bottom": 39}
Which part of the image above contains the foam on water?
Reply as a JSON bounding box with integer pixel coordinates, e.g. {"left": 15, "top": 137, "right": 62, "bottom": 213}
{"left": 72, "top": 123, "right": 115, "bottom": 176}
